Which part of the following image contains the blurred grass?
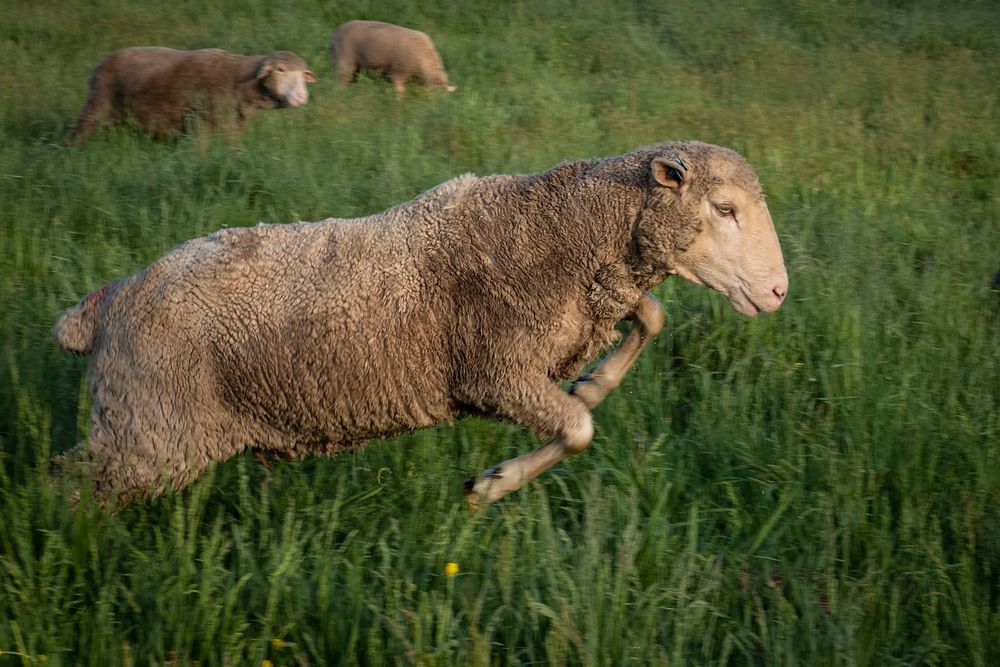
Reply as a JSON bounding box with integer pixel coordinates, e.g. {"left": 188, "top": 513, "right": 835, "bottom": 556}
{"left": 1, "top": 0, "right": 999, "bottom": 664}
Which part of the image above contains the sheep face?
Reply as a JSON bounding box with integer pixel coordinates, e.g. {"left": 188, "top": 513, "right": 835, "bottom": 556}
{"left": 257, "top": 52, "right": 317, "bottom": 107}
{"left": 654, "top": 154, "right": 788, "bottom": 317}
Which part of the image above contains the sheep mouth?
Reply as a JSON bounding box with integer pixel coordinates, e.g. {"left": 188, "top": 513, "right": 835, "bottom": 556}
{"left": 732, "top": 286, "right": 762, "bottom": 317}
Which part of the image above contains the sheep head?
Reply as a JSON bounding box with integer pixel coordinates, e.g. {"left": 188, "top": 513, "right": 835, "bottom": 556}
{"left": 641, "top": 143, "right": 788, "bottom": 317}
{"left": 257, "top": 51, "right": 317, "bottom": 108}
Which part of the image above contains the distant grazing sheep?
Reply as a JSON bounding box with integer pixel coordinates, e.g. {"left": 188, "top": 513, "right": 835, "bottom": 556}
{"left": 330, "top": 20, "right": 456, "bottom": 93}
{"left": 55, "top": 141, "right": 787, "bottom": 507}
{"left": 66, "top": 47, "right": 317, "bottom": 144}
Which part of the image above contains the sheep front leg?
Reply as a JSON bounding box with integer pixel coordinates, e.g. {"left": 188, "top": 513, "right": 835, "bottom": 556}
{"left": 464, "top": 294, "right": 665, "bottom": 511}
{"left": 66, "top": 93, "right": 117, "bottom": 145}
{"left": 569, "top": 291, "right": 664, "bottom": 410}
{"left": 464, "top": 381, "right": 594, "bottom": 511}
{"left": 335, "top": 58, "right": 359, "bottom": 84}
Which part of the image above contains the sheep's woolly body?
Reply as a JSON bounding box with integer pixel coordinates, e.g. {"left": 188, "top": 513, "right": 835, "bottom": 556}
{"left": 67, "top": 47, "right": 315, "bottom": 143}
{"left": 56, "top": 142, "right": 764, "bottom": 500}
{"left": 331, "top": 20, "right": 454, "bottom": 91}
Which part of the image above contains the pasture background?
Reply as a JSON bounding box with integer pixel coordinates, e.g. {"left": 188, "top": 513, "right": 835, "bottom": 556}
{"left": 1, "top": 0, "right": 998, "bottom": 664}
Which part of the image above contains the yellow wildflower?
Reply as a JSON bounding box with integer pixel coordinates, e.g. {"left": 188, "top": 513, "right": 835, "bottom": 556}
{"left": 444, "top": 562, "right": 459, "bottom": 576}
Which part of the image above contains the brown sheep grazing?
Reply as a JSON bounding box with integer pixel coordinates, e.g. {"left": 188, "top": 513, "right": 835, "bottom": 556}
{"left": 330, "top": 20, "right": 456, "bottom": 93}
{"left": 54, "top": 141, "right": 787, "bottom": 508}
{"left": 66, "top": 47, "right": 317, "bottom": 144}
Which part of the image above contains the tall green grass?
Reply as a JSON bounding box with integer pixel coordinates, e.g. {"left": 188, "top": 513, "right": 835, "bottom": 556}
{"left": 2, "top": 0, "right": 998, "bottom": 664}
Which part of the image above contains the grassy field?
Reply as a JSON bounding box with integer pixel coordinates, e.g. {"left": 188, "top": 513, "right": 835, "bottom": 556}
{"left": 2, "top": 0, "right": 999, "bottom": 664}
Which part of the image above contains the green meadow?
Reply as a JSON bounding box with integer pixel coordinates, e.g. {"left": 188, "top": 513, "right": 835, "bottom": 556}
{"left": 2, "top": 0, "right": 998, "bottom": 663}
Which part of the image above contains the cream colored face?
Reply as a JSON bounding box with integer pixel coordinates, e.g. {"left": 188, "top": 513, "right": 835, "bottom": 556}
{"left": 674, "top": 182, "right": 787, "bottom": 316}
{"left": 260, "top": 61, "right": 317, "bottom": 107}
{"left": 654, "top": 154, "right": 788, "bottom": 317}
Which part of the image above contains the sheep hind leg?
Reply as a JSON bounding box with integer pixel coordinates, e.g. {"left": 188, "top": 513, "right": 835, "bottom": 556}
{"left": 569, "top": 291, "right": 665, "bottom": 410}
{"left": 464, "top": 380, "right": 594, "bottom": 511}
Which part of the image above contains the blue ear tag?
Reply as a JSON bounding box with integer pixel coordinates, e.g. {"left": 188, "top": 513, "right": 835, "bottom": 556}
{"left": 675, "top": 156, "right": 689, "bottom": 172}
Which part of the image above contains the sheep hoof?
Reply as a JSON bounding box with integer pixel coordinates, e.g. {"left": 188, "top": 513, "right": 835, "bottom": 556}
{"left": 463, "top": 477, "right": 482, "bottom": 512}
{"left": 569, "top": 374, "right": 601, "bottom": 406}
{"left": 569, "top": 375, "right": 590, "bottom": 395}
{"left": 463, "top": 466, "right": 503, "bottom": 512}
{"left": 463, "top": 479, "right": 479, "bottom": 512}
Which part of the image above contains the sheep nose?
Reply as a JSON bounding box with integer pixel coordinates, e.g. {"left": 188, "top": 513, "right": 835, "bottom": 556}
{"left": 770, "top": 273, "right": 788, "bottom": 305}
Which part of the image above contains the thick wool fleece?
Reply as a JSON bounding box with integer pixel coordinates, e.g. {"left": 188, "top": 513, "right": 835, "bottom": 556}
{"left": 67, "top": 47, "right": 313, "bottom": 143}
{"left": 55, "top": 141, "right": 763, "bottom": 499}
{"left": 331, "top": 20, "right": 453, "bottom": 90}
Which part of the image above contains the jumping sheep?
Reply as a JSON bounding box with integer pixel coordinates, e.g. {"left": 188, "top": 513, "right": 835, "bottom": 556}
{"left": 55, "top": 141, "right": 788, "bottom": 507}
{"left": 66, "top": 47, "right": 317, "bottom": 144}
{"left": 330, "top": 20, "right": 456, "bottom": 93}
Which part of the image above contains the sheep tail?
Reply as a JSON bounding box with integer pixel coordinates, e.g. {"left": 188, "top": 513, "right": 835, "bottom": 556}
{"left": 54, "top": 280, "right": 121, "bottom": 354}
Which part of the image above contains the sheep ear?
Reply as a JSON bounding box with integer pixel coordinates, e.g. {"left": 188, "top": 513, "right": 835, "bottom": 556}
{"left": 651, "top": 156, "right": 690, "bottom": 189}
{"left": 256, "top": 60, "right": 274, "bottom": 79}
{"left": 304, "top": 70, "right": 318, "bottom": 83}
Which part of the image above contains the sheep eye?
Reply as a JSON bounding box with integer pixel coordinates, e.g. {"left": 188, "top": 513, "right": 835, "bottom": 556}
{"left": 715, "top": 203, "right": 734, "bottom": 216}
